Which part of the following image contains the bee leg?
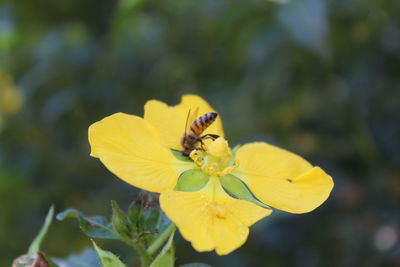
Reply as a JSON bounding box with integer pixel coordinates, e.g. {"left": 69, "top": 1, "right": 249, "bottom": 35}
{"left": 196, "top": 134, "right": 219, "bottom": 150}
{"left": 198, "top": 139, "right": 206, "bottom": 151}
{"left": 200, "top": 134, "right": 220, "bottom": 141}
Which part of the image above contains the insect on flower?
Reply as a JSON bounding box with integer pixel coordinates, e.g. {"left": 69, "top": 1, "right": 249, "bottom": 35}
{"left": 89, "top": 94, "right": 334, "bottom": 255}
{"left": 181, "top": 109, "right": 220, "bottom": 157}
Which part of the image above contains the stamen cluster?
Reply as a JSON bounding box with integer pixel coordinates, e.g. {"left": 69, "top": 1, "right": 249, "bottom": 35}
{"left": 189, "top": 137, "right": 238, "bottom": 176}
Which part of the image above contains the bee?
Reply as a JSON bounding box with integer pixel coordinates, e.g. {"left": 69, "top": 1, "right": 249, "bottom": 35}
{"left": 181, "top": 109, "right": 220, "bottom": 157}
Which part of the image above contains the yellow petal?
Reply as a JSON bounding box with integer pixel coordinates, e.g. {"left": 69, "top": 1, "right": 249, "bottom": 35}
{"left": 233, "top": 142, "right": 333, "bottom": 214}
{"left": 160, "top": 176, "right": 271, "bottom": 255}
{"left": 144, "top": 94, "right": 224, "bottom": 150}
{"left": 88, "top": 113, "right": 192, "bottom": 193}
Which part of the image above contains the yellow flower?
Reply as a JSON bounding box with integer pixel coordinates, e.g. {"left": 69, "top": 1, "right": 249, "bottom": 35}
{"left": 88, "top": 95, "right": 334, "bottom": 255}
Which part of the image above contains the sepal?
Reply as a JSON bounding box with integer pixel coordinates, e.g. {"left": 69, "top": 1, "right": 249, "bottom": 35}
{"left": 111, "top": 200, "right": 132, "bottom": 239}
{"left": 175, "top": 169, "right": 210, "bottom": 192}
{"left": 220, "top": 174, "right": 271, "bottom": 209}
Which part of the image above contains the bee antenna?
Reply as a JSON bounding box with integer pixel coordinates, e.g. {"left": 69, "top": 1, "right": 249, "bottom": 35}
{"left": 184, "top": 108, "right": 191, "bottom": 137}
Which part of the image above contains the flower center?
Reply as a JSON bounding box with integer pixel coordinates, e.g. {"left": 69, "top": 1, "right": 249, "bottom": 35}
{"left": 189, "top": 137, "right": 237, "bottom": 176}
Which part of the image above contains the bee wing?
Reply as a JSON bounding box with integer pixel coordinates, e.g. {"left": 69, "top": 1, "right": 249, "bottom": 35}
{"left": 185, "top": 107, "right": 199, "bottom": 135}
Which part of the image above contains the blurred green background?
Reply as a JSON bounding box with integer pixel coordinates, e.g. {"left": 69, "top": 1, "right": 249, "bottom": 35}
{"left": 1, "top": 0, "right": 400, "bottom": 266}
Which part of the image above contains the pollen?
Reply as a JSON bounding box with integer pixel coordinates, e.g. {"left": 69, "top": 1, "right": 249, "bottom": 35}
{"left": 189, "top": 137, "right": 237, "bottom": 176}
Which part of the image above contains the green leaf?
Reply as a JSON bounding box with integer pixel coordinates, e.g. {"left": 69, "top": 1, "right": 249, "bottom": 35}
{"left": 56, "top": 208, "right": 119, "bottom": 239}
{"left": 175, "top": 169, "right": 210, "bottom": 192}
{"left": 28, "top": 205, "right": 54, "bottom": 254}
{"left": 92, "top": 240, "right": 126, "bottom": 267}
{"left": 147, "top": 223, "right": 175, "bottom": 256}
{"left": 53, "top": 248, "right": 101, "bottom": 267}
{"left": 152, "top": 213, "right": 171, "bottom": 239}
{"left": 220, "top": 175, "right": 271, "bottom": 209}
{"left": 128, "top": 192, "right": 168, "bottom": 246}
{"left": 138, "top": 205, "right": 160, "bottom": 233}
{"left": 170, "top": 150, "right": 192, "bottom": 162}
{"left": 149, "top": 230, "right": 175, "bottom": 267}
{"left": 111, "top": 200, "right": 131, "bottom": 239}
{"left": 139, "top": 207, "right": 162, "bottom": 245}
{"left": 127, "top": 200, "right": 141, "bottom": 232}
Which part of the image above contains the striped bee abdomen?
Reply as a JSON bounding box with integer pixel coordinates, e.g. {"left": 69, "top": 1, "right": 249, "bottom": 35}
{"left": 190, "top": 112, "right": 218, "bottom": 136}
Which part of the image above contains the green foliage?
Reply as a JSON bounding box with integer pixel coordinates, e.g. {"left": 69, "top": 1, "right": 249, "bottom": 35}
{"left": 171, "top": 150, "right": 192, "bottom": 162}
{"left": 147, "top": 224, "right": 176, "bottom": 256}
{"left": 56, "top": 197, "right": 165, "bottom": 243}
{"left": 92, "top": 240, "right": 126, "bottom": 267}
{"left": 56, "top": 209, "right": 119, "bottom": 240}
{"left": 13, "top": 207, "right": 58, "bottom": 267}
{"left": 127, "top": 201, "right": 141, "bottom": 233}
{"left": 111, "top": 200, "right": 132, "bottom": 239}
{"left": 57, "top": 195, "right": 178, "bottom": 267}
{"left": 128, "top": 192, "right": 170, "bottom": 246}
{"left": 53, "top": 248, "right": 101, "bottom": 267}
{"left": 28, "top": 205, "right": 54, "bottom": 254}
{"left": 150, "top": 231, "right": 175, "bottom": 267}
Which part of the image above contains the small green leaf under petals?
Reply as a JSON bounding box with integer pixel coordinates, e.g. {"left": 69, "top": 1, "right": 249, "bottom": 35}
{"left": 220, "top": 174, "right": 271, "bottom": 209}
{"left": 92, "top": 240, "right": 126, "bottom": 267}
{"left": 28, "top": 205, "right": 54, "bottom": 254}
{"left": 175, "top": 169, "right": 210, "bottom": 192}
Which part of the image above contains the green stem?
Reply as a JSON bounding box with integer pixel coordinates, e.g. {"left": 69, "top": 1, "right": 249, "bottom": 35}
{"left": 123, "top": 238, "right": 151, "bottom": 267}
{"left": 147, "top": 223, "right": 176, "bottom": 256}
